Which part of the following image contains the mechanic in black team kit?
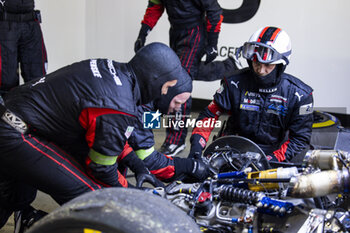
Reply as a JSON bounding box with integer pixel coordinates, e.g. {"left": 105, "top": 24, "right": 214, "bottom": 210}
{"left": 189, "top": 26, "right": 314, "bottom": 163}
{"left": 135, "top": 0, "right": 223, "bottom": 157}
{"left": 0, "top": 0, "right": 47, "bottom": 95}
{"left": 0, "top": 43, "right": 192, "bottom": 232}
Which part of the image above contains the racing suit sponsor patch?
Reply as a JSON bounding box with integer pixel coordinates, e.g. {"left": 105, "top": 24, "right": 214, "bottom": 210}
{"left": 243, "top": 92, "right": 261, "bottom": 105}
{"left": 267, "top": 104, "right": 288, "bottom": 116}
{"left": 32, "top": 77, "right": 46, "bottom": 87}
{"left": 199, "top": 137, "right": 206, "bottom": 148}
{"left": 245, "top": 91, "right": 260, "bottom": 98}
{"left": 107, "top": 59, "right": 122, "bottom": 86}
{"left": 240, "top": 104, "right": 259, "bottom": 111}
{"left": 124, "top": 126, "right": 134, "bottom": 139}
{"left": 259, "top": 87, "right": 277, "bottom": 93}
{"left": 90, "top": 59, "right": 102, "bottom": 78}
{"left": 231, "top": 80, "right": 239, "bottom": 88}
{"left": 299, "top": 103, "right": 313, "bottom": 115}
{"left": 243, "top": 98, "right": 260, "bottom": 105}
{"left": 269, "top": 95, "right": 287, "bottom": 103}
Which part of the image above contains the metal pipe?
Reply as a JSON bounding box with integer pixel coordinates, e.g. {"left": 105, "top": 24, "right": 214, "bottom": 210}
{"left": 288, "top": 168, "right": 350, "bottom": 198}
{"left": 304, "top": 150, "right": 348, "bottom": 170}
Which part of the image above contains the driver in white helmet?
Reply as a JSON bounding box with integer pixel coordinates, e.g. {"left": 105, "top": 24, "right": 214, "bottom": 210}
{"left": 188, "top": 26, "right": 314, "bottom": 163}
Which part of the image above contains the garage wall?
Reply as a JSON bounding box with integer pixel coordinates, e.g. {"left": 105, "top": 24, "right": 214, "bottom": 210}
{"left": 35, "top": 0, "right": 350, "bottom": 114}
{"left": 35, "top": 0, "right": 86, "bottom": 72}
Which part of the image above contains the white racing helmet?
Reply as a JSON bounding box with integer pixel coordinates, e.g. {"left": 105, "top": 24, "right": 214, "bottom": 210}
{"left": 242, "top": 26, "right": 292, "bottom": 65}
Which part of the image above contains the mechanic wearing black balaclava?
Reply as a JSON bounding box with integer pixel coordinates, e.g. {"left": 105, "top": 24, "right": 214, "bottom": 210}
{"left": 0, "top": 42, "right": 188, "bottom": 230}
{"left": 189, "top": 26, "right": 314, "bottom": 164}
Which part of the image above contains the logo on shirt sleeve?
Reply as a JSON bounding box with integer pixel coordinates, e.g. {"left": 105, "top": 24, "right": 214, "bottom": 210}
{"left": 124, "top": 126, "right": 134, "bottom": 139}
{"left": 299, "top": 103, "right": 313, "bottom": 115}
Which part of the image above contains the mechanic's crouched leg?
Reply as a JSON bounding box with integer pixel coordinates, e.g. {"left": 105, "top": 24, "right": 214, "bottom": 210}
{"left": 0, "top": 122, "right": 103, "bottom": 231}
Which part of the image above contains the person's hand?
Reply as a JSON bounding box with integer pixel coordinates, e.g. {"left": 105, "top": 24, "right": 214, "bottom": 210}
{"left": 190, "top": 159, "right": 210, "bottom": 181}
{"left": 188, "top": 135, "right": 205, "bottom": 159}
{"left": 134, "top": 36, "right": 146, "bottom": 53}
{"left": 203, "top": 45, "right": 218, "bottom": 64}
{"left": 203, "top": 32, "right": 219, "bottom": 64}
{"left": 136, "top": 172, "right": 164, "bottom": 188}
{"left": 188, "top": 150, "right": 201, "bottom": 160}
{"left": 134, "top": 24, "right": 151, "bottom": 53}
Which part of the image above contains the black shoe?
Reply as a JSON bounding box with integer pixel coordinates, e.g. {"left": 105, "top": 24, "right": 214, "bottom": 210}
{"left": 159, "top": 143, "right": 186, "bottom": 157}
{"left": 14, "top": 206, "right": 48, "bottom": 233}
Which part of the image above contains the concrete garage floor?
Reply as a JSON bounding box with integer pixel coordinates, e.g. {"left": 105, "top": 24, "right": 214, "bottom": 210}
{"left": 0, "top": 111, "right": 218, "bottom": 233}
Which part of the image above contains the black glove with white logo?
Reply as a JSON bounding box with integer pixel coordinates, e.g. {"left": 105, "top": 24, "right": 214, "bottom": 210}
{"left": 190, "top": 159, "right": 210, "bottom": 181}
{"left": 134, "top": 24, "right": 151, "bottom": 53}
{"left": 203, "top": 32, "right": 219, "bottom": 64}
{"left": 204, "top": 46, "right": 218, "bottom": 64}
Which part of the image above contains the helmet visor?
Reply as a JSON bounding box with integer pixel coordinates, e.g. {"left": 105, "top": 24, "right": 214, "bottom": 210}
{"left": 242, "top": 42, "right": 286, "bottom": 64}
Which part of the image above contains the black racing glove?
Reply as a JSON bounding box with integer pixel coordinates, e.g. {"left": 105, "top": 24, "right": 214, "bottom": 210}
{"left": 190, "top": 159, "right": 210, "bottom": 181}
{"left": 134, "top": 24, "right": 151, "bottom": 53}
{"left": 136, "top": 173, "right": 165, "bottom": 188}
{"left": 120, "top": 151, "right": 164, "bottom": 188}
{"left": 188, "top": 134, "right": 205, "bottom": 159}
{"left": 203, "top": 46, "right": 218, "bottom": 64}
{"left": 203, "top": 32, "right": 219, "bottom": 64}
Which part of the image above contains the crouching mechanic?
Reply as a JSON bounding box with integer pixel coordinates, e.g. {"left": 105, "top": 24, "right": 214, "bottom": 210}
{"left": 0, "top": 42, "right": 189, "bottom": 231}
{"left": 119, "top": 80, "right": 210, "bottom": 183}
{"left": 189, "top": 26, "right": 314, "bottom": 163}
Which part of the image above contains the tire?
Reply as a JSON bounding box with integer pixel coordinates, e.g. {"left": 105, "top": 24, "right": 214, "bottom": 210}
{"left": 312, "top": 111, "right": 340, "bottom": 129}
{"left": 311, "top": 111, "right": 341, "bottom": 150}
{"left": 27, "top": 188, "right": 201, "bottom": 233}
